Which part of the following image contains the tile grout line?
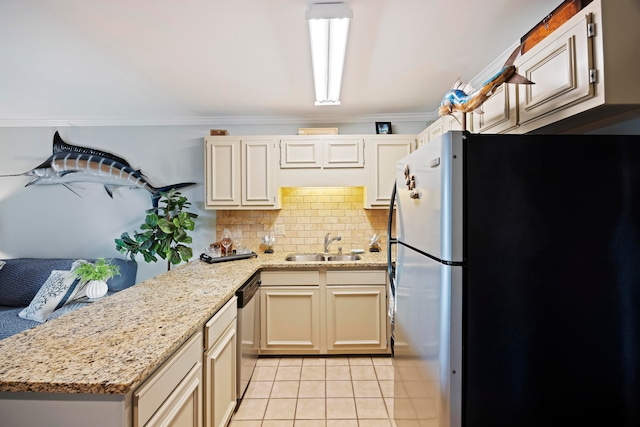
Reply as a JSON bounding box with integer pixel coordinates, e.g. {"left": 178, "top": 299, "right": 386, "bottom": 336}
{"left": 231, "top": 355, "right": 394, "bottom": 425}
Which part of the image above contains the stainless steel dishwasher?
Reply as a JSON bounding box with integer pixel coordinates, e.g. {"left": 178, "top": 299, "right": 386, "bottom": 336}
{"left": 235, "top": 272, "right": 260, "bottom": 400}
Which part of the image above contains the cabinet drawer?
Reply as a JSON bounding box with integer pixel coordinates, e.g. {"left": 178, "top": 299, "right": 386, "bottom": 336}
{"left": 261, "top": 271, "right": 320, "bottom": 286}
{"left": 134, "top": 331, "right": 203, "bottom": 427}
{"left": 326, "top": 270, "right": 386, "bottom": 285}
{"left": 204, "top": 296, "right": 237, "bottom": 351}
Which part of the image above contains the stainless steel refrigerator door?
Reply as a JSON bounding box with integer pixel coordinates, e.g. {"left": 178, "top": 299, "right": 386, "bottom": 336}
{"left": 395, "top": 131, "right": 464, "bottom": 263}
{"left": 393, "top": 242, "right": 462, "bottom": 427}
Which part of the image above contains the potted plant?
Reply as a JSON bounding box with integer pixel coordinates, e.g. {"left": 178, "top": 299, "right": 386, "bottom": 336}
{"left": 74, "top": 258, "right": 121, "bottom": 299}
{"left": 115, "top": 189, "right": 198, "bottom": 271}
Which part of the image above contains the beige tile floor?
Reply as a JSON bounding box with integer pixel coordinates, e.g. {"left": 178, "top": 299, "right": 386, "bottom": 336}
{"left": 229, "top": 355, "right": 395, "bottom": 427}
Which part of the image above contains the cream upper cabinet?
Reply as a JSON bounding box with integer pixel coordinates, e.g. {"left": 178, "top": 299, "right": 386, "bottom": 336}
{"left": 364, "top": 136, "right": 415, "bottom": 209}
{"left": 422, "top": 114, "right": 465, "bottom": 142}
{"left": 204, "top": 138, "right": 240, "bottom": 207}
{"left": 426, "top": 119, "right": 445, "bottom": 141}
{"left": 471, "top": 82, "right": 518, "bottom": 134}
{"left": 515, "top": 11, "right": 593, "bottom": 129}
{"left": 323, "top": 137, "right": 364, "bottom": 168}
{"left": 279, "top": 136, "right": 364, "bottom": 169}
{"left": 512, "top": 0, "right": 640, "bottom": 133}
{"left": 417, "top": 127, "right": 428, "bottom": 149}
{"left": 205, "top": 137, "right": 280, "bottom": 210}
{"left": 279, "top": 137, "right": 322, "bottom": 168}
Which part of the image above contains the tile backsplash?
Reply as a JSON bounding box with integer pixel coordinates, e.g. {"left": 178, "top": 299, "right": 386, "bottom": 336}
{"left": 215, "top": 187, "right": 392, "bottom": 254}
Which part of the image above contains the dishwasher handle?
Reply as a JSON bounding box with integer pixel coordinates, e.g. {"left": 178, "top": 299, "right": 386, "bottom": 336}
{"left": 236, "top": 273, "right": 260, "bottom": 308}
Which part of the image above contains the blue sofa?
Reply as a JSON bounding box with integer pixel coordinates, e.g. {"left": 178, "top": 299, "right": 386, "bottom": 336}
{"left": 0, "top": 258, "right": 137, "bottom": 340}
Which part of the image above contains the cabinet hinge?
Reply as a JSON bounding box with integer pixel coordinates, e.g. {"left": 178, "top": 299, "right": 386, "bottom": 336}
{"left": 587, "top": 22, "right": 596, "bottom": 38}
{"left": 589, "top": 69, "right": 598, "bottom": 84}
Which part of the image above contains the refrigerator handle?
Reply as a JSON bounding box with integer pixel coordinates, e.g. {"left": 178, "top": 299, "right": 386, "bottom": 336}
{"left": 387, "top": 181, "right": 397, "bottom": 291}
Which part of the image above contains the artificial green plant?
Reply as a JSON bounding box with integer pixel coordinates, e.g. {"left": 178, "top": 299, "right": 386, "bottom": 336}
{"left": 74, "top": 258, "right": 121, "bottom": 282}
{"left": 115, "top": 189, "right": 198, "bottom": 270}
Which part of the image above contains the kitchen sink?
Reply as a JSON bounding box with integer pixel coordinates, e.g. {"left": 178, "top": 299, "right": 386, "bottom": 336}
{"left": 284, "top": 253, "right": 325, "bottom": 262}
{"left": 326, "top": 255, "right": 361, "bottom": 261}
{"left": 284, "top": 253, "right": 361, "bottom": 262}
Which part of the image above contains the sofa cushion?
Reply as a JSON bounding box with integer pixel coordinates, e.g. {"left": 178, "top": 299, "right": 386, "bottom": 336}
{"left": 106, "top": 258, "right": 138, "bottom": 291}
{"left": 0, "top": 302, "right": 90, "bottom": 340}
{"left": 0, "top": 259, "right": 79, "bottom": 307}
{"left": 0, "top": 307, "right": 41, "bottom": 341}
{"left": 0, "top": 258, "right": 138, "bottom": 307}
{"left": 19, "top": 263, "right": 87, "bottom": 323}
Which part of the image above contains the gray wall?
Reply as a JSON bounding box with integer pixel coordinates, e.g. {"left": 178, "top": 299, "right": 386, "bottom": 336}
{"left": 0, "top": 121, "right": 427, "bottom": 282}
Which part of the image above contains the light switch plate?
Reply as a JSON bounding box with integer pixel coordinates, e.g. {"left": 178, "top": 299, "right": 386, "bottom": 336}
{"left": 275, "top": 224, "right": 285, "bottom": 236}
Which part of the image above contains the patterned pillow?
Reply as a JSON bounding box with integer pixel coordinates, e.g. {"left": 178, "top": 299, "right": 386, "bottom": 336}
{"left": 18, "top": 262, "right": 87, "bottom": 323}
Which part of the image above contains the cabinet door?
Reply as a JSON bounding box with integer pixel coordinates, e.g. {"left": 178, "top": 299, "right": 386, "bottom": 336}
{"left": 323, "top": 137, "right": 364, "bottom": 168}
{"left": 204, "top": 138, "right": 241, "bottom": 208}
{"left": 279, "top": 137, "right": 322, "bottom": 168}
{"left": 144, "top": 364, "right": 203, "bottom": 427}
{"left": 325, "top": 270, "right": 388, "bottom": 353}
{"left": 134, "top": 332, "right": 203, "bottom": 427}
{"left": 469, "top": 83, "right": 518, "bottom": 133}
{"left": 471, "top": 83, "right": 518, "bottom": 134}
{"left": 260, "top": 286, "right": 321, "bottom": 353}
{"left": 426, "top": 119, "right": 444, "bottom": 141}
{"left": 326, "top": 285, "right": 387, "bottom": 352}
{"left": 516, "top": 12, "right": 593, "bottom": 126}
{"left": 364, "top": 137, "right": 414, "bottom": 208}
{"left": 443, "top": 113, "right": 464, "bottom": 132}
{"left": 242, "top": 138, "right": 278, "bottom": 207}
{"left": 417, "top": 128, "right": 428, "bottom": 149}
{"left": 204, "top": 324, "right": 236, "bottom": 427}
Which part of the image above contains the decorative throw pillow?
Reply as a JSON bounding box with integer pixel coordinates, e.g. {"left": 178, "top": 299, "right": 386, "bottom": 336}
{"left": 18, "top": 261, "right": 87, "bottom": 323}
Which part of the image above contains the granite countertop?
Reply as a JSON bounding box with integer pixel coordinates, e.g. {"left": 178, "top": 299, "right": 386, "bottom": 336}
{"left": 0, "top": 251, "right": 387, "bottom": 395}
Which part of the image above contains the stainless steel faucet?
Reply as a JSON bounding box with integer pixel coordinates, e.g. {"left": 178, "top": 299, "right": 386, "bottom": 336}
{"left": 324, "top": 232, "right": 341, "bottom": 253}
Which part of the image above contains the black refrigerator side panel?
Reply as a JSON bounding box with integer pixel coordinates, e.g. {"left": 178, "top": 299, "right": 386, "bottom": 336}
{"left": 463, "top": 134, "right": 640, "bottom": 427}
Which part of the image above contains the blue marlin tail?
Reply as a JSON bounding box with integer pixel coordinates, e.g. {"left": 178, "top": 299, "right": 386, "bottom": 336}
{"left": 0, "top": 132, "right": 196, "bottom": 207}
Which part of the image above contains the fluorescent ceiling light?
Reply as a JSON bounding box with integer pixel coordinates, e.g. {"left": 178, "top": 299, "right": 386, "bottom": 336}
{"left": 306, "top": 3, "right": 352, "bottom": 106}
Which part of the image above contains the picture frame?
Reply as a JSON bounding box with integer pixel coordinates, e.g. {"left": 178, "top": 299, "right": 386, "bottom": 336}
{"left": 375, "top": 122, "right": 392, "bottom": 134}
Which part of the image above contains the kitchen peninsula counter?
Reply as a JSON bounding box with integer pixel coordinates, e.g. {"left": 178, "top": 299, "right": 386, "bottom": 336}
{"left": 0, "top": 251, "right": 387, "bottom": 395}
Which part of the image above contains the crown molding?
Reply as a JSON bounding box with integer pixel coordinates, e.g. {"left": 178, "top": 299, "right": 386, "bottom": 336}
{"left": 0, "top": 111, "right": 438, "bottom": 128}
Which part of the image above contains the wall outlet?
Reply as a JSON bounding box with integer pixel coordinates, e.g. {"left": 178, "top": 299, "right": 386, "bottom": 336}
{"left": 275, "top": 224, "right": 285, "bottom": 236}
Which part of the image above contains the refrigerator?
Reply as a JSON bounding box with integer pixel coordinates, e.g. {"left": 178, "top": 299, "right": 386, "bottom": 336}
{"left": 388, "top": 130, "right": 640, "bottom": 427}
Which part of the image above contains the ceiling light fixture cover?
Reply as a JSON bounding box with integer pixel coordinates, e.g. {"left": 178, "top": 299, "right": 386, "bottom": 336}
{"left": 306, "top": 2, "right": 352, "bottom": 106}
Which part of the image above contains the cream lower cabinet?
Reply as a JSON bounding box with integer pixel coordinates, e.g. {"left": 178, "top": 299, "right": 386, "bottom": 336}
{"left": 134, "top": 332, "right": 203, "bottom": 427}
{"left": 260, "top": 271, "right": 321, "bottom": 355}
{"left": 203, "top": 297, "right": 237, "bottom": 427}
{"left": 326, "top": 270, "right": 388, "bottom": 353}
{"left": 260, "top": 269, "right": 389, "bottom": 355}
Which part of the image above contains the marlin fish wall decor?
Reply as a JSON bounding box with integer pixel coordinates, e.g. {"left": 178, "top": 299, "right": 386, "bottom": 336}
{"left": 0, "top": 132, "right": 196, "bottom": 207}
{"left": 438, "top": 43, "right": 534, "bottom": 129}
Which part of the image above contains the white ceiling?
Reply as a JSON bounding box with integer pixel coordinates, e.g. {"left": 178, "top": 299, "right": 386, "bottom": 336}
{"left": 0, "top": 0, "right": 563, "bottom": 126}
